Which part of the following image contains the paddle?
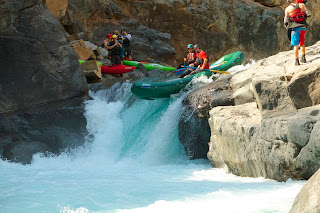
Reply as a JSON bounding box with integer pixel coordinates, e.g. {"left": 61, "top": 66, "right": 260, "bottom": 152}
{"left": 209, "top": 61, "right": 227, "bottom": 69}
{"left": 141, "top": 58, "right": 151, "bottom": 62}
{"left": 181, "top": 66, "right": 230, "bottom": 74}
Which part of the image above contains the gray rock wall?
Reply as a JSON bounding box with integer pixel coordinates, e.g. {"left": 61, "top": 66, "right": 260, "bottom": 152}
{"left": 0, "top": 0, "right": 88, "bottom": 164}
{"left": 0, "top": 0, "right": 88, "bottom": 113}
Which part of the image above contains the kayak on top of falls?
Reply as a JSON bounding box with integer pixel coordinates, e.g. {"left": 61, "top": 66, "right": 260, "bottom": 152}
{"left": 131, "top": 70, "right": 216, "bottom": 100}
{"left": 123, "top": 60, "right": 176, "bottom": 72}
{"left": 101, "top": 65, "right": 136, "bottom": 74}
{"left": 131, "top": 51, "right": 246, "bottom": 99}
{"left": 173, "top": 51, "right": 245, "bottom": 75}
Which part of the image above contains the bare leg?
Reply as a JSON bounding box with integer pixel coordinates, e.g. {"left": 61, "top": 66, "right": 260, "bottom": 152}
{"left": 294, "top": 46, "right": 299, "bottom": 59}
{"left": 294, "top": 46, "right": 300, "bottom": 65}
{"left": 301, "top": 45, "right": 306, "bottom": 55}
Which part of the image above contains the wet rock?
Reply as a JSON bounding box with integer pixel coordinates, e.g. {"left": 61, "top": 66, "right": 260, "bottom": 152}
{"left": 3, "top": 141, "right": 52, "bottom": 165}
{"left": 178, "top": 75, "right": 234, "bottom": 159}
{"left": 0, "top": 98, "right": 88, "bottom": 164}
{"left": 289, "top": 169, "right": 320, "bottom": 213}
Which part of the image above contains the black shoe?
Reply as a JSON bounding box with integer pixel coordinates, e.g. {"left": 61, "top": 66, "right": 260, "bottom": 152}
{"left": 301, "top": 54, "right": 307, "bottom": 63}
{"left": 295, "top": 58, "right": 300, "bottom": 66}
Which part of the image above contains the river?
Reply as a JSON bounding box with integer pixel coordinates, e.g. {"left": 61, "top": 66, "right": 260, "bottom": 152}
{"left": 1, "top": 65, "right": 305, "bottom": 213}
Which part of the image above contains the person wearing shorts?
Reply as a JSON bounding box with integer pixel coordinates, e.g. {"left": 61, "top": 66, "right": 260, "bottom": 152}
{"left": 284, "top": 0, "right": 311, "bottom": 65}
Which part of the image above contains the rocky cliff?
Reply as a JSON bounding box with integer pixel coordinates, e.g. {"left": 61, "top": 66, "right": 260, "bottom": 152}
{"left": 193, "top": 41, "right": 320, "bottom": 181}
{"left": 0, "top": 0, "right": 88, "bottom": 164}
{"left": 46, "top": 0, "right": 320, "bottom": 65}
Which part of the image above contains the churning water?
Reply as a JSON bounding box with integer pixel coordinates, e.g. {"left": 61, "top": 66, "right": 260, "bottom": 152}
{"left": 1, "top": 66, "right": 304, "bottom": 213}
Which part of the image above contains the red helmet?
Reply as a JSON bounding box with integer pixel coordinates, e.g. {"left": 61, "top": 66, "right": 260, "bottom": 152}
{"left": 295, "top": 0, "right": 304, "bottom": 3}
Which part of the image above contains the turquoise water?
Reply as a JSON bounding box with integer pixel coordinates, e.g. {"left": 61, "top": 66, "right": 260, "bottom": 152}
{"left": 1, "top": 68, "right": 305, "bottom": 213}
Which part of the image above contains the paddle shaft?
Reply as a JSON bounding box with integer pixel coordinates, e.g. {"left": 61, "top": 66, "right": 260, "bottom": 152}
{"left": 182, "top": 66, "right": 230, "bottom": 74}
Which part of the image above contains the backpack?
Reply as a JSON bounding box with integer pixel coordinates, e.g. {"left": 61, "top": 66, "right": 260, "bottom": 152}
{"left": 290, "top": 4, "right": 305, "bottom": 23}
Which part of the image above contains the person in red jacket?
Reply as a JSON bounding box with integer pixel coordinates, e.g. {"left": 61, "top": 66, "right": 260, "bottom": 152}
{"left": 194, "top": 44, "right": 209, "bottom": 70}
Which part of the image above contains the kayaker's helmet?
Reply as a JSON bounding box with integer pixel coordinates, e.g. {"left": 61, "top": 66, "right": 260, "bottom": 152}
{"left": 112, "top": 34, "right": 117, "bottom": 39}
{"left": 113, "top": 30, "right": 120, "bottom": 35}
{"left": 295, "top": 0, "right": 305, "bottom": 2}
{"left": 194, "top": 44, "right": 200, "bottom": 49}
{"left": 187, "top": 44, "right": 194, "bottom": 49}
{"left": 107, "top": 33, "right": 112, "bottom": 39}
{"left": 121, "top": 28, "right": 126, "bottom": 32}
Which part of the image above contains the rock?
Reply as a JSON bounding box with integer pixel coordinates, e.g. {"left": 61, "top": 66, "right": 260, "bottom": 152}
{"left": 254, "top": 0, "right": 286, "bottom": 7}
{"left": 289, "top": 169, "right": 320, "bottom": 213}
{"left": 288, "top": 64, "right": 320, "bottom": 109}
{"left": 72, "top": 40, "right": 95, "bottom": 61}
{"left": 81, "top": 61, "right": 102, "bottom": 83}
{"left": 178, "top": 75, "right": 234, "bottom": 159}
{"left": 0, "top": 97, "right": 88, "bottom": 164}
{"left": 0, "top": 0, "right": 88, "bottom": 113}
{"left": 205, "top": 42, "right": 320, "bottom": 180}
{"left": 3, "top": 140, "right": 52, "bottom": 165}
{"left": 45, "top": 0, "right": 68, "bottom": 21}
{"left": 252, "top": 65, "right": 296, "bottom": 118}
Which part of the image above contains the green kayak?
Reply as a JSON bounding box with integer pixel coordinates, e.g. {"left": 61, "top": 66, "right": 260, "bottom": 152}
{"left": 79, "top": 60, "right": 103, "bottom": 66}
{"left": 123, "top": 60, "right": 176, "bottom": 71}
{"left": 131, "top": 71, "right": 214, "bottom": 99}
{"left": 209, "top": 51, "right": 245, "bottom": 71}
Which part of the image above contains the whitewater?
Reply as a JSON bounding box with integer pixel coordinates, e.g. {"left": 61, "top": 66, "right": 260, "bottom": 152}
{"left": 1, "top": 64, "right": 305, "bottom": 213}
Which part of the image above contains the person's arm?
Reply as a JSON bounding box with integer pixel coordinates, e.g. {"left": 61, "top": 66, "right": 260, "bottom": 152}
{"left": 301, "top": 4, "right": 311, "bottom": 17}
{"left": 116, "top": 41, "right": 122, "bottom": 48}
{"left": 284, "top": 8, "right": 290, "bottom": 28}
{"left": 200, "top": 58, "right": 208, "bottom": 70}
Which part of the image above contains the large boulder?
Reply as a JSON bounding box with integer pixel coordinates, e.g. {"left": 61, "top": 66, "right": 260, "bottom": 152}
{"left": 0, "top": 0, "right": 88, "bottom": 164}
{"left": 0, "top": 99, "right": 87, "bottom": 164}
{"left": 289, "top": 169, "right": 320, "bottom": 213}
{"left": 178, "top": 75, "right": 234, "bottom": 159}
{"left": 0, "top": 0, "right": 88, "bottom": 113}
{"left": 206, "top": 42, "right": 320, "bottom": 181}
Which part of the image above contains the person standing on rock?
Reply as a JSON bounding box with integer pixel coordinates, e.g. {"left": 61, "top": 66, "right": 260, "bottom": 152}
{"left": 107, "top": 35, "right": 122, "bottom": 65}
{"left": 122, "top": 28, "right": 132, "bottom": 60}
{"left": 114, "top": 30, "right": 124, "bottom": 64}
{"left": 284, "top": 0, "right": 311, "bottom": 65}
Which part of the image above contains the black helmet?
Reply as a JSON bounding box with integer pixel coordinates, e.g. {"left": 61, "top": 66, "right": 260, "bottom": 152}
{"left": 194, "top": 44, "right": 200, "bottom": 49}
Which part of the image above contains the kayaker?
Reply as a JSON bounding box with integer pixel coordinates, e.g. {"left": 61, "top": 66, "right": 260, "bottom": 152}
{"left": 284, "top": 0, "right": 311, "bottom": 65}
{"left": 114, "top": 30, "right": 125, "bottom": 64}
{"left": 186, "top": 44, "right": 196, "bottom": 66}
{"left": 194, "top": 44, "right": 209, "bottom": 70}
{"left": 179, "top": 44, "right": 210, "bottom": 78}
{"left": 122, "top": 28, "right": 132, "bottom": 60}
{"left": 107, "top": 34, "right": 122, "bottom": 65}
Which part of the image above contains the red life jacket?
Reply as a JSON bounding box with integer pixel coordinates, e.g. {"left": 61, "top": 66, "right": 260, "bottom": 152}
{"left": 290, "top": 4, "right": 305, "bottom": 23}
{"left": 187, "top": 52, "right": 196, "bottom": 61}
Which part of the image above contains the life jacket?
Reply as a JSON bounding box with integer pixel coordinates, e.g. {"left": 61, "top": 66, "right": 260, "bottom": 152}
{"left": 117, "top": 35, "right": 123, "bottom": 44}
{"left": 109, "top": 41, "right": 121, "bottom": 56}
{"left": 186, "top": 52, "right": 196, "bottom": 64}
{"left": 195, "top": 51, "right": 210, "bottom": 69}
{"left": 290, "top": 3, "right": 305, "bottom": 23}
{"left": 123, "top": 35, "right": 131, "bottom": 47}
